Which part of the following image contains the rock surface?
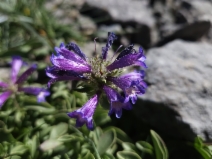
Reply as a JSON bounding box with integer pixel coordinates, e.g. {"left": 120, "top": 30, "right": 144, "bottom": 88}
{"left": 135, "top": 40, "right": 212, "bottom": 141}
{"left": 84, "top": 0, "right": 155, "bottom": 27}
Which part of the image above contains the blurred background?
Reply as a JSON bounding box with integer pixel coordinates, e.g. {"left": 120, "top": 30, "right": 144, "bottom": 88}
{"left": 0, "top": 0, "right": 212, "bottom": 158}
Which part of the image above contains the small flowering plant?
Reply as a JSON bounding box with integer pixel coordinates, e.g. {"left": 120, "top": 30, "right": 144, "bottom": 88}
{"left": 46, "top": 32, "right": 147, "bottom": 130}
{"left": 0, "top": 56, "right": 50, "bottom": 108}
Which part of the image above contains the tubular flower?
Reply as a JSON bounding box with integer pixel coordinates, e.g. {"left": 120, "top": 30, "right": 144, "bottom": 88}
{"left": 0, "top": 56, "right": 50, "bottom": 108}
{"left": 46, "top": 32, "right": 147, "bottom": 130}
{"left": 67, "top": 94, "right": 99, "bottom": 130}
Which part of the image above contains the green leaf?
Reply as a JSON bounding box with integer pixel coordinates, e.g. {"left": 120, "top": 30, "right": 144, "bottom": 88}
{"left": 0, "top": 143, "right": 5, "bottom": 157}
{"left": 102, "top": 153, "right": 116, "bottom": 159}
{"left": 194, "top": 143, "right": 211, "bottom": 159}
{"left": 5, "top": 156, "right": 22, "bottom": 159}
{"left": 40, "top": 140, "right": 62, "bottom": 151}
{"left": 96, "top": 130, "right": 116, "bottom": 155}
{"left": 24, "top": 106, "right": 55, "bottom": 114}
{"left": 82, "top": 151, "right": 95, "bottom": 159}
{"left": 150, "top": 130, "right": 168, "bottom": 159}
{"left": 193, "top": 137, "right": 212, "bottom": 159}
{"left": 117, "top": 151, "right": 142, "bottom": 159}
{"left": 136, "top": 141, "right": 153, "bottom": 155}
{"left": 26, "top": 135, "right": 39, "bottom": 157}
{"left": 50, "top": 123, "right": 68, "bottom": 139}
{"left": 122, "top": 142, "right": 137, "bottom": 151}
{"left": 57, "top": 134, "right": 75, "bottom": 142}
{"left": 10, "top": 144, "right": 28, "bottom": 155}
{"left": 93, "top": 107, "right": 111, "bottom": 126}
{"left": 105, "top": 127, "right": 131, "bottom": 143}
{"left": 89, "top": 127, "right": 103, "bottom": 145}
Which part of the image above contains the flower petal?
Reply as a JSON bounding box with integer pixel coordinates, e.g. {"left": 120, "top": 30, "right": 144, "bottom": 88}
{"left": 103, "top": 85, "right": 132, "bottom": 118}
{"left": 0, "top": 91, "right": 12, "bottom": 108}
{"left": 116, "top": 44, "right": 134, "bottom": 60}
{"left": 11, "top": 56, "right": 23, "bottom": 83}
{"left": 50, "top": 54, "right": 91, "bottom": 73}
{"left": 109, "top": 71, "right": 147, "bottom": 104}
{"left": 46, "top": 66, "right": 85, "bottom": 79}
{"left": 102, "top": 32, "right": 117, "bottom": 60}
{"left": 67, "top": 94, "right": 99, "bottom": 130}
{"left": 65, "top": 42, "right": 86, "bottom": 60}
{"left": 124, "top": 80, "right": 147, "bottom": 104}
{"left": 107, "top": 47, "right": 146, "bottom": 71}
{"left": 18, "top": 87, "right": 50, "bottom": 103}
{"left": 54, "top": 43, "right": 88, "bottom": 65}
{"left": 15, "top": 64, "right": 37, "bottom": 84}
{"left": 0, "top": 81, "right": 8, "bottom": 88}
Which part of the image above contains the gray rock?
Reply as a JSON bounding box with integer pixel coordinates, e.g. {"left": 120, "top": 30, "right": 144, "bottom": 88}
{"left": 85, "top": 0, "right": 155, "bottom": 27}
{"left": 136, "top": 40, "right": 212, "bottom": 141}
{"left": 78, "top": 15, "right": 97, "bottom": 35}
{"left": 82, "top": 0, "right": 155, "bottom": 48}
{"left": 190, "top": 0, "right": 212, "bottom": 22}
{"left": 155, "top": 21, "right": 211, "bottom": 46}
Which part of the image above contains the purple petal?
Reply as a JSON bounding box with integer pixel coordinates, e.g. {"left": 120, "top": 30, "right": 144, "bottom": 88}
{"left": 124, "top": 80, "right": 147, "bottom": 104}
{"left": 50, "top": 54, "right": 91, "bottom": 73}
{"left": 18, "top": 87, "right": 50, "bottom": 103}
{"left": 37, "top": 90, "right": 50, "bottom": 103}
{"left": 102, "top": 32, "right": 117, "bottom": 60}
{"left": 54, "top": 43, "right": 87, "bottom": 65}
{"left": 116, "top": 44, "right": 134, "bottom": 60}
{"left": 0, "top": 82, "right": 8, "bottom": 88}
{"left": 65, "top": 42, "right": 86, "bottom": 60}
{"left": 15, "top": 64, "right": 37, "bottom": 84}
{"left": 109, "top": 71, "right": 147, "bottom": 104}
{"left": 0, "top": 91, "right": 12, "bottom": 108}
{"left": 113, "top": 71, "right": 145, "bottom": 87}
{"left": 67, "top": 94, "right": 99, "bottom": 130}
{"left": 103, "top": 85, "right": 132, "bottom": 118}
{"left": 107, "top": 47, "right": 146, "bottom": 71}
{"left": 11, "top": 56, "right": 23, "bottom": 83}
{"left": 46, "top": 66, "right": 85, "bottom": 79}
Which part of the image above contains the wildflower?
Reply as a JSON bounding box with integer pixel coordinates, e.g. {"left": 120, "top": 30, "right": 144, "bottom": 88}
{"left": 46, "top": 32, "right": 147, "bottom": 130}
{"left": 67, "top": 94, "right": 99, "bottom": 130}
{"left": 0, "top": 56, "right": 50, "bottom": 108}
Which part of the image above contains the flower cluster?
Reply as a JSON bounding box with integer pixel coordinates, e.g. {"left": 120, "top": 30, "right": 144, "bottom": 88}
{"left": 46, "top": 32, "right": 147, "bottom": 130}
{"left": 0, "top": 56, "right": 50, "bottom": 108}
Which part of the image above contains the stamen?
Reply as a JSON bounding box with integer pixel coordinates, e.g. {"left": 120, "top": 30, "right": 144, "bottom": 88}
{"left": 111, "top": 45, "right": 123, "bottom": 60}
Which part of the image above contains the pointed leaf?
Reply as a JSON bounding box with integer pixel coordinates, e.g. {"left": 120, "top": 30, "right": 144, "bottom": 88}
{"left": 136, "top": 141, "right": 153, "bottom": 154}
{"left": 57, "top": 134, "right": 75, "bottom": 142}
{"left": 122, "top": 142, "right": 137, "bottom": 151}
{"left": 117, "top": 151, "right": 142, "bottom": 159}
{"left": 10, "top": 144, "right": 28, "bottom": 155}
{"left": 150, "top": 130, "right": 168, "bottom": 159}
{"left": 83, "top": 151, "right": 95, "bottom": 159}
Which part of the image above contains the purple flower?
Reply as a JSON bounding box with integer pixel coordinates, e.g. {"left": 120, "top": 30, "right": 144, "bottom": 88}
{"left": 46, "top": 32, "right": 147, "bottom": 130}
{"left": 103, "top": 86, "right": 132, "bottom": 118}
{"left": 67, "top": 94, "right": 99, "bottom": 130}
{"left": 108, "top": 70, "right": 147, "bottom": 104}
{"left": 0, "top": 56, "right": 50, "bottom": 108}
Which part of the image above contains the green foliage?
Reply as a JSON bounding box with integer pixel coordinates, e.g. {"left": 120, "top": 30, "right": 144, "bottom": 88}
{"left": 193, "top": 136, "right": 212, "bottom": 159}
{"left": 0, "top": 0, "right": 84, "bottom": 59}
{"left": 1, "top": 1, "right": 212, "bottom": 159}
